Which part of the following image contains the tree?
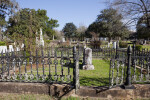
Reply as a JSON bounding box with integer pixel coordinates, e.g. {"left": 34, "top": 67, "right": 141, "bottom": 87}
{"left": 76, "top": 25, "right": 87, "bottom": 40}
{"left": 62, "top": 22, "right": 77, "bottom": 39}
{"left": 7, "top": 8, "right": 59, "bottom": 38}
{"left": 109, "top": 0, "right": 150, "bottom": 28}
{"left": 7, "top": 8, "right": 40, "bottom": 37}
{"left": 45, "top": 18, "right": 59, "bottom": 39}
{"left": 6, "top": 8, "right": 59, "bottom": 51}
{"left": 86, "top": 22, "right": 103, "bottom": 38}
{"left": 136, "top": 14, "right": 150, "bottom": 39}
{"left": 87, "top": 8, "right": 129, "bottom": 41}
{"left": 0, "top": 0, "right": 19, "bottom": 33}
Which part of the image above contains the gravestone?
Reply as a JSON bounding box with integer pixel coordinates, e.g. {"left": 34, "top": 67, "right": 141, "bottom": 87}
{"left": 113, "top": 42, "right": 116, "bottom": 49}
{"left": 83, "top": 48, "right": 94, "bottom": 70}
{"left": 21, "top": 43, "right": 24, "bottom": 48}
{"left": 62, "top": 38, "right": 65, "bottom": 42}
{"left": 9, "top": 45, "right": 14, "bottom": 52}
{"left": 0, "top": 46, "right": 7, "bottom": 53}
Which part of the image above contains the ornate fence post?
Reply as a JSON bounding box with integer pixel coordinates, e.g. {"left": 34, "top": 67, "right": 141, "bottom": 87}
{"left": 73, "top": 46, "right": 80, "bottom": 93}
{"left": 124, "top": 45, "right": 135, "bottom": 89}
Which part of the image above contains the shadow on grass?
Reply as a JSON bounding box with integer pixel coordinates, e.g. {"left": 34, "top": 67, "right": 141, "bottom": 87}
{"left": 80, "top": 76, "right": 110, "bottom": 87}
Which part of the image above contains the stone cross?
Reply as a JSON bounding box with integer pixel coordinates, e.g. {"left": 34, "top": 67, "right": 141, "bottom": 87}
{"left": 82, "top": 48, "right": 94, "bottom": 70}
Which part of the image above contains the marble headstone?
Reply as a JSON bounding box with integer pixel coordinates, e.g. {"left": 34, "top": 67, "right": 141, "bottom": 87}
{"left": 62, "top": 38, "right": 65, "bottom": 42}
{"left": 83, "top": 48, "right": 94, "bottom": 70}
{"left": 113, "top": 42, "right": 116, "bottom": 49}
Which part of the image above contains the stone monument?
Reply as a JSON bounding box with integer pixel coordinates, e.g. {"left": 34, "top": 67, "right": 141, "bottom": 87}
{"left": 40, "top": 28, "right": 44, "bottom": 46}
{"left": 62, "top": 37, "right": 65, "bottom": 42}
{"left": 113, "top": 42, "right": 116, "bottom": 49}
{"left": 83, "top": 48, "right": 94, "bottom": 70}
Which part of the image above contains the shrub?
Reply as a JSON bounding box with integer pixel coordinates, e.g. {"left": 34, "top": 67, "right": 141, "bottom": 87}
{"left": 0, "top": 41, "right": 6, "bottom": 46}
{"left": 135, "top": 45, "right": 142, "bottom": 51}
{"left": 90, "top": 40, "right": 101, "bottom": 49}
{"left": 119, "top": 41, "right": 128, "bottom": 48}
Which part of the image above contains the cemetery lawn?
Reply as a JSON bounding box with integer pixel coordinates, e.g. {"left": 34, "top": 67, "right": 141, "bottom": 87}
{"left": 79, "top": 59, "right": 110, "bottom": 86}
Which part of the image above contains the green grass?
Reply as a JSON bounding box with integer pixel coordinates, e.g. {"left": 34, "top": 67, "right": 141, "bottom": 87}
{"left": 79, "top": 59, "right": 110, "bottom": 86}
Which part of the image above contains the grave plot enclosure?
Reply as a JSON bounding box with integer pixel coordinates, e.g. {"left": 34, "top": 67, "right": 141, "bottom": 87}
{"left": 0, "top": 46, "right": 78, "bottom": 84}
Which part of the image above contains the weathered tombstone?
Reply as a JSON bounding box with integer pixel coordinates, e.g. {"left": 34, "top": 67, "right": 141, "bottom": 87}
{"left": 0, "top": 46, "right": 7, "bottom": 53}
{"left": 83, "top": 48, "right": 94, "bottom": 70}
{"left": 16, "top": 47, "right": 20, "bottom": 51}
{"left": 21, "top": 43, "right": 24, "bottom": 48}
{"left": 9, "top": 45, "right": 14, "bottom": 52}
{"left": 62, "top": 37, "right": 65, "bottom": 42}
{"left": 113, "top": 42, "right": 116, "bottom": 49}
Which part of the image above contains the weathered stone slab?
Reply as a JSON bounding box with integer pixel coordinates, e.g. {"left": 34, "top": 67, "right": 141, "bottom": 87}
{"left": 83, "top": 48, "right": 94, "bottom": 70}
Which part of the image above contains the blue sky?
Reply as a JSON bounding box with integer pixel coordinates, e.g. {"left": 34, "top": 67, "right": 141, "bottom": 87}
{"left": 16, "top": 0, "right": 107, "bottom": 30}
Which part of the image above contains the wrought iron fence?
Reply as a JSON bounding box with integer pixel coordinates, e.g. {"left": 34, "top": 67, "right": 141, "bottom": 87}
{"left": 109, "top": 46, "right": 150, "bottom": 88}
{"left": 109, "top": 58, "right": 126, "bottom": 88}
{"left": 0, "top": 46, "right": 80, "bottom": 87}
{"left": 131, "top": 48, "right": 150, "bottom": 83}
{"left": 92, "top": 47, "right": 127, "bottom": 59}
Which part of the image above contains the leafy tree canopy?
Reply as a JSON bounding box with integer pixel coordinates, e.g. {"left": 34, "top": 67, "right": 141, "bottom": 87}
{"left": 0, "top": 0, "right": 19, "bottom": 29}
{"left": 136, "top": 14, "right": 150, "bottom": 39}
{"left": 6, "top": 8, "right": 59, "bottom": 40}
{"left": 62, "top": 22, "right": 77, "bottom": 38}
{"left": 86, "top": 8, "right": 130, "bottom": 40}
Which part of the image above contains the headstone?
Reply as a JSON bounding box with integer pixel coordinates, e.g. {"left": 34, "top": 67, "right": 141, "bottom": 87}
{"left": 0, "top": 46, "right": 7, "bottom": 53}
{"left": 9, "top": 45, "right": 14, "bottom": 52}
{"left": 21, "top": 43, "right": 24, "bottom": 48}
{"left": 16, "top": 47, "right": 20, "bottom": 51}
{"left": 62, "top": 38, "right": 65, "bottom": 42}
{"left": 82, "top": 48, "right": 94, "bottom": 70}
{"left": 113, "top": 42, "right": 116, "bottom": 49}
